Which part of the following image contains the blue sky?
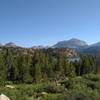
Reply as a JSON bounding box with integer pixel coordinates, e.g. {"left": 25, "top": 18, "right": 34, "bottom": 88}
{"left": 0, "top": 0, "right": 100, "bottom": 47}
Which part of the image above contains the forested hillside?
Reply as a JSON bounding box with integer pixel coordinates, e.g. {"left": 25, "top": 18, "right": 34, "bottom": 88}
{"left": 0, "top": 47, "right": 100, "bottom": 100}
{"left": 0, "top": 47, "right": 96, "bottom": 83}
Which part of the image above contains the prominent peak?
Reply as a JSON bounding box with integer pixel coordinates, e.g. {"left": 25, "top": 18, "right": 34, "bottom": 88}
{"left": 69, "top": 38, "right": 86, "bottom": 42}
{"left": 5, "top": 42, "right": 17, "bottom": 47}
{"left": 53, "top": 38, "right": 88, "bottom": 49}
{"left": 68, "top": 38, "right": 88, "bottom": 45}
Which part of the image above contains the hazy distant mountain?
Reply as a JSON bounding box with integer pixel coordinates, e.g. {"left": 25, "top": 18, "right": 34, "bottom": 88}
{"left": 5, "top": 42, "right": 17, "bottom": 47}
{"left": 83, "top": 42, "right": 100, "bottom": 54}
{"left": 91, "top": 42, "right": 100, "bottom": 47}
{"left": 0, "top": 43, "right": 3, "bottom": 47}
{"left": 53, "top": 38, "right": 88, "bottom": 49}
{"left": 32, "top": 45, "right": 50, "bottom": 49}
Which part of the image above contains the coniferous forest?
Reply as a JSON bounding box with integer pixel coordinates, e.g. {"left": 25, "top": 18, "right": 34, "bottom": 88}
{"left": 0, "top": 47, "right": 100, "bottom": 100}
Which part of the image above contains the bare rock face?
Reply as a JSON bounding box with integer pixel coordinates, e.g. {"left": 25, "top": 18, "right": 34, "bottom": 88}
{"left": 0, "top": 94, "right": 10, "bottom": 100}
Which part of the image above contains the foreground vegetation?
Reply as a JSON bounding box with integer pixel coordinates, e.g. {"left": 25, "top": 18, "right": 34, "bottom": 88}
{"left": 0, "top": 47, "right": 99, "bottom": 99}
{"left": 1, "top": 74, "right": 100, "bottom": 100}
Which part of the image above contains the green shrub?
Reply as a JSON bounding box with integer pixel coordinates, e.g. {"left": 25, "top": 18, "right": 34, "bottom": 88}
{"left": 83, "top": 74, "right": 100, "bottom": 82}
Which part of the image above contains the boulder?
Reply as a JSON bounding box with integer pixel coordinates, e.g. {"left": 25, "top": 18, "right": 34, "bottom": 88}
{"left": 5, "top": 85, "right": 15, "bottom": 89}
{"left": 0, "top": 94, "right": 10, "bottom": 100}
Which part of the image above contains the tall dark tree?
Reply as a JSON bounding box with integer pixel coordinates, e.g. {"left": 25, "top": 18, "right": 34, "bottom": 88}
{"left": 0, "top": 54, "right": 7, "bottom": 81}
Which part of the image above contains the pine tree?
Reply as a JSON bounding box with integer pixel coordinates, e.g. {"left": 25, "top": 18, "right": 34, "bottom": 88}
{"left": 23, "top": 54, "right": 32, "bottom": 83}
{"left": 5, "top": 49, "right": 18, "bottom": 81}
{"left": 81, "top": 55, "right": 92, "bottom": 74}
{"left": 34, "top": 63, "right": 42, "bottom": 82}
{"left": 17, "top": 54, "right": 32, "bottom": 83}
{"left": 0, "top": 54, "right": 7, "bottom": 81}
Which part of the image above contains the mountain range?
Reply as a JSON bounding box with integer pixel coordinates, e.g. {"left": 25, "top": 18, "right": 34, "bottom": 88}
{"left": 0, "top": 38, "right": 100, "bottom": 54}
{"left": 53, "top": 38, "right": 100, "bottom": 54}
